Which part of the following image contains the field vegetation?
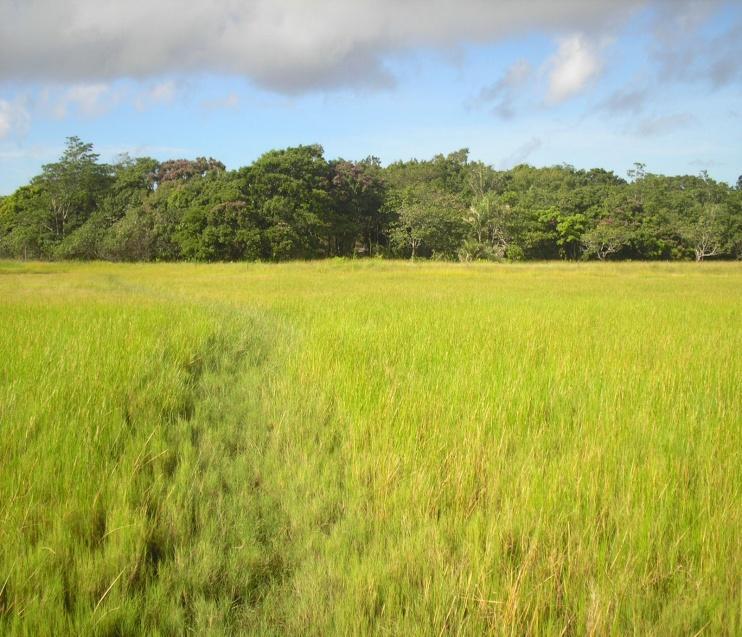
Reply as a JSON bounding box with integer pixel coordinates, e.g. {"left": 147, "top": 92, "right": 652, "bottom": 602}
{"left": 1, "top": 260, "right": 740, "bottom": 635}
{"left": 1, "top": 138, "right": 740, "bottom": 264}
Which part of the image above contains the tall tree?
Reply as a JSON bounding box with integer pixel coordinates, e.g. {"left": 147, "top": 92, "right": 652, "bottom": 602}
{"left": 240, "top": 145, "right": 333, "bottom": 258}
{"left": 389, "top": 186, "right": 467, "bottom": 260}
{"left": 676, "top": 203, "right": 730, "bottom": 261}
{"left": 329, "top": 157, "right": 386, "bottom": 256}
{"left": 582, "top": 219, "right": 633, "bottom": 260}
{"left": 32, "top": 136, "right": 112, "bottom": 242}
{"left": 461, "top": 191, "right": 524, "bottom": 260}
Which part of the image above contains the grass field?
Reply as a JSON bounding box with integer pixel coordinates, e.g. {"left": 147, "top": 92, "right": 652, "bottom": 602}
{"left": 0, "top": 260, "right": 740, "bottom": 635}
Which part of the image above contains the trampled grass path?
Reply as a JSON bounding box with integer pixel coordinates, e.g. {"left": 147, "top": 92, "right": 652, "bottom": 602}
{"left": 1, "top": 261, "right": 740, "bottom": 635}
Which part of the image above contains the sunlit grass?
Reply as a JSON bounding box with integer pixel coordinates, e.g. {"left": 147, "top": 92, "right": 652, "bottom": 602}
{"left": 1, "top": 260, "right": 740, "bottom": 635}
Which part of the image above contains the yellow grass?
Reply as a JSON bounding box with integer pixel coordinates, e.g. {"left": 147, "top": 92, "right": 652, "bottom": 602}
{"left": 1, "top": 260, "right": 740, "bottom": 635}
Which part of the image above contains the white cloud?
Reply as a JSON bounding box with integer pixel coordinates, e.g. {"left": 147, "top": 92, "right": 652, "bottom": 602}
{"left": 634, "top": 112, "right": 695, "bottom": 137}
{"left": 473, "top": 59, "right": 532, "bottom": 118}
{"left": 0, "top": 144, "right": 61, "bottom": 161}
{"left": 149, "top": 81, "right": 177, "bottom": 104}
{"left": 63, "top": 83, "right": 112, "bottom": 117}
{"left": 0, "top": 102, "right": 14, "bottom": 139}
{"left": 597, "top": 86, "right": 650, "bottom": 115}
{"left": 499, "top": 137, "right": 543, "bottom": 168}
{"left": 134, "top": 81, "right": 179, "bottom": 111}
{"left": 546, "top": 34, "right": 602, "bottom": 103}
{"left": 40, "top": 83, "right": 122, "bottom": 119}
{"left": 0, "top": 99, "right": 31, "bottom": 139}
{"left": 201, "top": 93, "right": 240, "bottom": 111}
{"left": 651, "top": 7, "right": 742, "bottom": 89}
{"left": 0, "top": 0, "right": 648, "bottom": 94}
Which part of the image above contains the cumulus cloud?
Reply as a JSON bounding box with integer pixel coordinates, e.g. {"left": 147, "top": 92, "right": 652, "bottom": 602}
{"left": 0, "top": 0, "right": 648, "bottom": 94}
{"left": 473, "top": 59, "right": 532, "bottom": 118}
{"left": 546, "top": 34, "right": 602, "bottom": 103}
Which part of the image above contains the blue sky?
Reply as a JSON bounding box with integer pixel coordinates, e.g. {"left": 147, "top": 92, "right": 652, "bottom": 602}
{"left": 0, "top": 0, "right": 740, "bottom": 194}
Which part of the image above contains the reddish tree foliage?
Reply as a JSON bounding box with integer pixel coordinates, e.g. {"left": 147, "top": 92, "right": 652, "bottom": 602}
{"left": 151, "top": 157, "right": 225, "bottom": 185}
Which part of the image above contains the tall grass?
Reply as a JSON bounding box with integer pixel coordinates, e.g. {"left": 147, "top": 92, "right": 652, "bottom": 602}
{"left": 0, "top": 267, "right": 280, "bottom": 634}
{"left": 1, "top": 261, "right": 740, "bottom": 635}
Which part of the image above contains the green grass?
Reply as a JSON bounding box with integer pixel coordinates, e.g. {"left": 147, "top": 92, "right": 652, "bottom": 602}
{"left": 1, "top": 260, "right": 740, "bottom": 635}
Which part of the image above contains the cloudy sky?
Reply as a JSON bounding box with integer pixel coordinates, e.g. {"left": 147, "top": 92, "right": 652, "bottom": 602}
{"left": 0, "top": 0, "right": 740, "bottom": 193}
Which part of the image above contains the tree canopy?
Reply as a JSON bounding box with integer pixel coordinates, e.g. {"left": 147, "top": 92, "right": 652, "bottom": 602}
{"left": 1, "top": 137, "right": 740, "bottom": 262}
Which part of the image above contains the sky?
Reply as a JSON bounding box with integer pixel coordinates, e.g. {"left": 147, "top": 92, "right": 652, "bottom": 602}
{"left": 0, "top": 0, "right": 740, "bottom": 194}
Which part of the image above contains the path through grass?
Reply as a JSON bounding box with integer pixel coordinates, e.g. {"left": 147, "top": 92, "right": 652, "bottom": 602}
{"left": 1, "top": 261, "right": 740, "bottom": 635}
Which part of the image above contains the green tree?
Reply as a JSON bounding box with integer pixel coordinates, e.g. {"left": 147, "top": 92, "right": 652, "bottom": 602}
{"left": 582, "top": 219, "right": 633, "bottom": 260}
{"left": 174, "top": 172, "right": 262, "bottom": 261}
{"left": 384, "top": 149, "right": 470, "bottom": 196}
{"left": 461, "top": 191, "right": 524, "bottom": 260}
{"left": 56, "top": 155, "right": 159, "bottom": 259}
{"left": 538, "top": 207, "right": 587, "bottom": 260}
{"left": 240, "top": 145, "right": 332, "bottom": 259}
{"left": 390, "top": 187, "right": 467, "bottom": 260}
{"left": 0, "top": 184, "right": 51, "bottom": 259}
{"left": 676, "top": 203, "right": 731, "bottom": 261}
{"left": 329, "top": 157, "right": 386, "bottom": 256}
{"left": 33, "top": 136, "right": 112, "bottom": 242}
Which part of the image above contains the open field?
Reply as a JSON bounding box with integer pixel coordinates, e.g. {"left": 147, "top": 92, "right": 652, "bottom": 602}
{"left": 0, "top": 260, "right": 740, "bottom": 635}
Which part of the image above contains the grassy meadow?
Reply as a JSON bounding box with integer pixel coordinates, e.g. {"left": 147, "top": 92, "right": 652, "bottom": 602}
{"left": 0, "top": 260, "right": 740, "bottom": 635}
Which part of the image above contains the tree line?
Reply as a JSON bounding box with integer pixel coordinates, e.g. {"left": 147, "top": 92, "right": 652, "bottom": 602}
{"left": 1, "top": 136, "right": 740, "bottom": 262}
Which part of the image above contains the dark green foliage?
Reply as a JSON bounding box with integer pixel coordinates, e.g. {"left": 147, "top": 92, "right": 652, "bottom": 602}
{"left": 1, "top": 137, "right": 740, "bottom": 261}
{"left": 173, "top": 171, "right": 256, "bottom": 261}
{"left": 0, "top": 184, "right": 53, "bottom": 259}
{"left": 329, "top": 157, "right": 387, "bottom": 256}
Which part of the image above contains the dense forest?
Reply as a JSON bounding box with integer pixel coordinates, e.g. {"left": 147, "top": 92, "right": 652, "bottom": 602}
{"left": 1, "top": 136, "right": 740, "bottom": 262}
